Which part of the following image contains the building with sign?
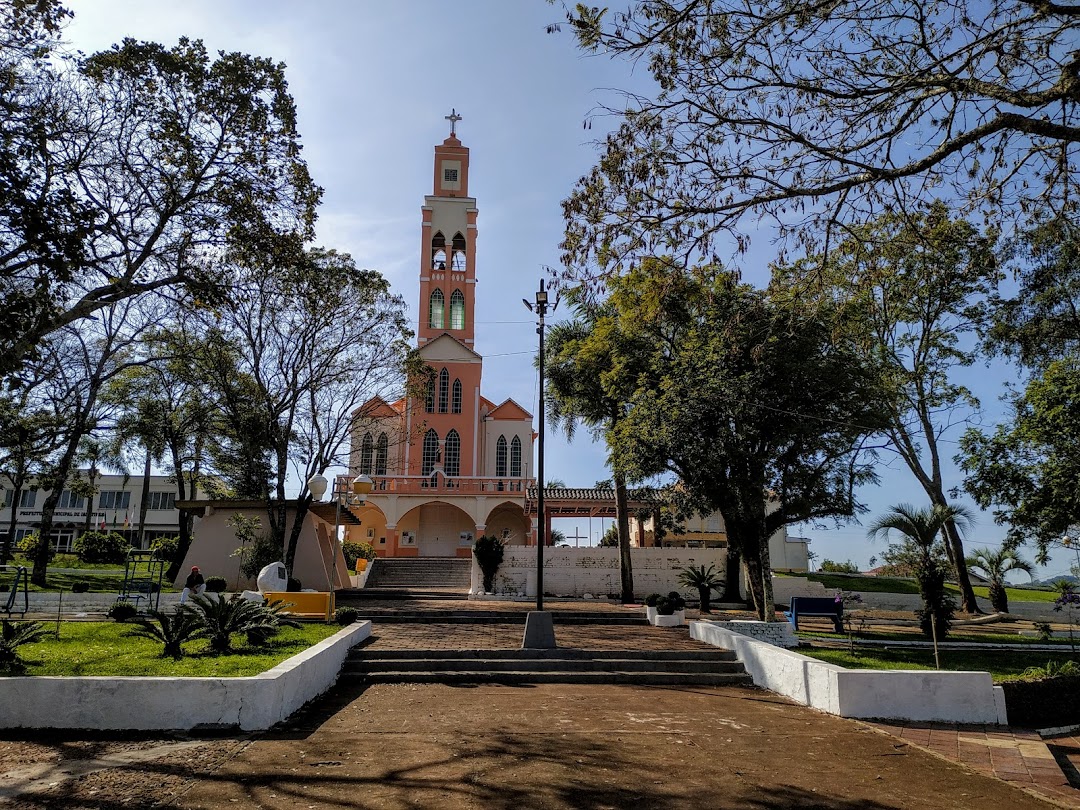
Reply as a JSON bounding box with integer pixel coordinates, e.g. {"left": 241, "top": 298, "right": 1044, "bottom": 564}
{"left": 0, "top": 473, "right": 189, "bottom": 551}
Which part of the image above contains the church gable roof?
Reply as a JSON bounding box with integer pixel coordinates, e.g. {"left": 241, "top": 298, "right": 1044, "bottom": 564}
{"left": 353, "top": 396, "right": 401, "bottom": 419}
{"left": 419, "top": 333, "right": 481, "bottom": 362}
{"left": 488, "top": 398, "right": 533, "bottom": 420}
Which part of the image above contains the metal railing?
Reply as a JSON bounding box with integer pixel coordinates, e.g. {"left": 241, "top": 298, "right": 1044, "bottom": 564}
{"left": 335, "top": 474, "right": 534, "bottom": 496}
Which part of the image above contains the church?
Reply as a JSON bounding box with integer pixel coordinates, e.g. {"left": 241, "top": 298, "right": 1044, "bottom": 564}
{"left": 341, "top": 116, "right": 537, "bottom": 558}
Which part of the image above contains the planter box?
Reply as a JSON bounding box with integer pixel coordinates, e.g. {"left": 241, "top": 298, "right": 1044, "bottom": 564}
{"left": 653, "top": 610, "right": 684, "bottom": 627}
{"left": 645, "top": 606, "right": 658, "bottom": 622}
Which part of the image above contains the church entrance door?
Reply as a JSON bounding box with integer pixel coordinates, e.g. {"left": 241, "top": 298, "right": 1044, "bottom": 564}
{"left": 417, "top": 503, "right": 469, "bottom": 557}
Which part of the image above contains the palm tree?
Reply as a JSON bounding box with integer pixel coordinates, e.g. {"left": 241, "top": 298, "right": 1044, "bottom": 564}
{"left": 189, "top": 593, "right": 280, "bottom": 653}
{"left": 965, "top": 548, "right": 1034, "bottom": 614}
{"left": 867, "top": 503, "right": 974, "bottom": 639}
{"left": 0, "top": 619, "right": 49, "bottom": 673}
{"left": 677, "top": 564, "right": 725, "bottom": 613}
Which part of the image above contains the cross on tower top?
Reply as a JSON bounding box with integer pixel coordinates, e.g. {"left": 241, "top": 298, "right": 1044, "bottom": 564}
{"left": 445, "top": 108, "right": 462, "bottom": 136}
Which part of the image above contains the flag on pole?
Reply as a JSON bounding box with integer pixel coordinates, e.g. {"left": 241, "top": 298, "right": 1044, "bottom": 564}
{"left": 123, "top": 511, "right": 130, "bottom": 529}
{"left": 99, "top": 518, "right": 106, "bottom": 531}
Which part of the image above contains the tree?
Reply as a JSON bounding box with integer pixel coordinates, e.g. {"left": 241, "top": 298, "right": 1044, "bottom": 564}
{"left": 601, "top": 262, "right": 889, "bottom": 620}
{"left": 556, "top": 1, "right": 1080, "bottom": 278}
{"left": 961, "top": 216, "right": 1080, "bottom": 562}
{"left": 1, "top": 5, "right": 320, "bottom": 377}
{"left": 192, "top": 248, "right": 416, "bottom": 573}
{"left": 867, "top": 503, "right": 971, "bottom": 638}
{"left": 966, "top": 548, "right": 1035, "bottom": 614}
{"left": 959, "top": 358, "right": 1080, "bottom": 561}
{"left": 778, "top": 204, "right": 998, "bottom": 613}
{"left": 544, "top": 298, "right": 649, "bottom": 603}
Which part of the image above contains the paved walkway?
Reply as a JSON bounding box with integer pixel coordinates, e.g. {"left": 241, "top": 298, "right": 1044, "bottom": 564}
{"left": 868, "top": 722, "right": 1080, "bottom": 807}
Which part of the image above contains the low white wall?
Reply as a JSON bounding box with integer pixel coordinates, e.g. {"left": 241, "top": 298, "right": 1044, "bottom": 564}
{"left": 0, "top": 621, "right": 370, "bottom": 731}
{"left": 472, "top": 548, "right": 727, "bottom": 598}
{"left": 691, "top": 621, "right": 1007, "bottom": 725}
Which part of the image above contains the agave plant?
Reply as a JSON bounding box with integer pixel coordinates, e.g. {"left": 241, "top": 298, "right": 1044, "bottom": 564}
{"left": 126, "top": 606, "right": 204, "bottom": 659}
{"left": 677, "top": 564, "right": 724, "bottom": 613}
{"left": 245, "top": 598, "right": 301, "bottom": 646}
{"left": 0, "top": 619, "right": 49, "bottom": 673}
{"left": 189, "top": 593, "right": 280, "bottom": 653}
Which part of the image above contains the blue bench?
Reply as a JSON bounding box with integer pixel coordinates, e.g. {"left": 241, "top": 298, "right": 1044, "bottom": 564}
{"left": 785, "top": 596, "right": 843, "bottom": 632}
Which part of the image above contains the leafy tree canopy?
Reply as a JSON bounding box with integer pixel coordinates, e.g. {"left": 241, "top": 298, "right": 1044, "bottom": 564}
{"left": 556, "top": 1, "right": 1080, "bottom": 279}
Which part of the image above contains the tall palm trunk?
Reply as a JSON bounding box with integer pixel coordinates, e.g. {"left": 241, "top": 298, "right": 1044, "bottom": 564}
{"left": 137, "top": 448, "right": 152, "bottom": 548}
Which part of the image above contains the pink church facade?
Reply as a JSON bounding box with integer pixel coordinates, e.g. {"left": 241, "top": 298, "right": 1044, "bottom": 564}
{"left": 343, "top": 124, "right": 536, "bottom": 557}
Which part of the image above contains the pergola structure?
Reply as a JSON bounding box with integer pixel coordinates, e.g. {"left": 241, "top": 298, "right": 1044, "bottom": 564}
{"left": 525, "top": 487, "right": 663, "bottom": 547}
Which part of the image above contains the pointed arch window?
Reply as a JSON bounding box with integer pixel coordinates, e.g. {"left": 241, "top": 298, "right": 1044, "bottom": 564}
{"left": 510, "top": 435, "right": 522, "bottom": 477}
{"left": 496, "top": 435, "right": 508, "bottom": 478}
{"left": 360, "top": 433, "right": 374, "bottom": 475}
{"left": 445, "top": 430, "right": 461, "bottom": 477}
{"left": 425, "top": 376, "right": 435, "bottom": 413}
{"left": 450, "top": 289, "right": 465, "bottom": 330}
{"left": 451, "top": 378, "right": 462, "bottom": 414}
{"left": 375, "top": 433, "right": 388, "bottom": 476}
{"left": 429, "top": 288, "right": 445, "bottom": 329}
{"left": 438, "top": 368, "right": 450, "bottom": 413}
{"left": 431, "top": 232, "right": 446, "bottom": 269}
{"left": 422, "top": 429, "right": 439, "bottom": 476}
{"left": 451, "top": 232, "right": 466, "bottom": 270}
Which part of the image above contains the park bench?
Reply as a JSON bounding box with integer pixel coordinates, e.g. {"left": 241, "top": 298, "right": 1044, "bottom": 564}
{"left": 263, "top": 590, "right": 334, "bottom": 621}
{"left": 785, "top": 596, "right": 843, "bottom": 632}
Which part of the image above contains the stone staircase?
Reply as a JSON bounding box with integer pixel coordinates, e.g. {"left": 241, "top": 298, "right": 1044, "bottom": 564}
{"left": 362, "top": 557, "right": 472, "bottom": 592}
{"left": 335, "top": 607, "right": 650, "bottom": 626}
{"left": 342, "top": 647, "right": 752, "bottom": 686}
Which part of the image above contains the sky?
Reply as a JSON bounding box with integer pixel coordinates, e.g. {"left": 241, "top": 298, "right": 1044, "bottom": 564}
{"left": 64, "top": 1, "right": 1056, "bottom": 580}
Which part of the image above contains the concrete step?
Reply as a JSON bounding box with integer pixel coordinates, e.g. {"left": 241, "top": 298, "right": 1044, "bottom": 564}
{"left": 342, "top": 646, "right": 749, "bottom": 686}
{"left": 338, "top": 609, "right": 649, "bottom": 625}
{"left": 365, "top": 558, "right": 472, "bottom": 590}
{"left": 353, "top": 648, "right": 738, "bottom": 661}
{"left": 343, "top": 670, "right": 753, "bottom": 686}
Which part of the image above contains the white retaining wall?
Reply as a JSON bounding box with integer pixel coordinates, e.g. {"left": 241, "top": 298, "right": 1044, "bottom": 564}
{"left": 472, "top": 548, "right": 728, "bottom": 598}
{"left": 0, "top": 621, "right": 370, "bottom": 731}
{"left": 691, "top": 621, "right": 1008, "bottom": 725}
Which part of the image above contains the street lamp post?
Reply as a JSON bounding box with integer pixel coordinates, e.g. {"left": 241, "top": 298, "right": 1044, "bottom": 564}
{"left": 307, "top": 472, "right": 373, "bottom": 613}
{"left": 522, "top": 278, "right": 558, "bottom": 648}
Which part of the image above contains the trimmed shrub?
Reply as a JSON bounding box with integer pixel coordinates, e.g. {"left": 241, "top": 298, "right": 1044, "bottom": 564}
{"left": 342, "top": 541, "right": 377, "bottom": 570}
{"left": 204, "top": 576, "right": 227, "bottom": 593}
{"left": 16, "top": 532, "right": 52, "bottom": 565}
{"left": 150, "top": 535, "right": 180, "bottom": 564}
{"left": 473, "top": 534, "right": 505, "bottom": 592}
{"left": 644, "top": 593, "right": 662, "bottom": 607}
{"left": 286, "top": 577, "right": 302, "bottom": 592}
{"left": 820, "top": 559, "right": 860, "bottom": 574}
{"left": 70, "top": 581, "right": 90, "bottom": 593}
{"left": 335, "top": 606, "right": 360, "bottom": 625}
{"left": 108, "top": 601, "right": 138, "bottom": 622}
{"left": 666, "top": 592, "right": 687, "bottom": 611}
{"left": 73, "top": 531, "right": 131, "bottom": 565}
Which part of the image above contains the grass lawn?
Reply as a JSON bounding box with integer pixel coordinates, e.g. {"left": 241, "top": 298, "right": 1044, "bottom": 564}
{"left": 800, "top": 629, "right": 1080, "bottom": 646}
{"left": 944, "top": 583, "right": 1059, "bottom": 604}
{"left": 7, "top": 621, "right": 340, "bottom": 677}
{"left": 2, "top": 556, "right": 176, "bottom": 593}
{"left": 800, "top": 645, "right": 1078, "bottom": 682}
{"left": 782, "top": 572, "right": 921, "bottom": 594}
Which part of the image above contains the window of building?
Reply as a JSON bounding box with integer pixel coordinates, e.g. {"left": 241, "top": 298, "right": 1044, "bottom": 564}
{"left": 422, "top": 429, "right": 439, "bottom": 476}
{"left": 451, "top": 232, "right": 466, "bottom": 271}
{"left": 147, "top": 491, "right": 176, "bottom": 511}
{"left": 450, "top": 290, "right": 465, "bottom": 330}
{"left": 0, "top": 489, "right": 9, "bottom": 509}
{"left": 375, "top": 433, "right": 388, "bottom": 476}
{"left": 444, "top": 168, "right": 458, "bottom": 183}
{"left": 19, "top": 490, "right": 35, "bottom": 508}
{"left": 360, "top": 433, "right": 374, "bottom": 475}
{"left": 98, "top": 491, "right": 131, "bottom": 510}
{"left": 445, "top": 430, "right": 461, "bottom": 477}
{"left": 56, "top": 489, "right": 85, "bottom": 509}
{"left": 510, "top": 436, "right": 522, "bottom": 477}
{"left": 429, "top": 288, "right": 445, "bottom": 328}
{"left": 431, "top": 231, "right": 446, "bottom": 268}
{"left": 496, "top": 435, "right": 507, "bottom": 478}
{"left": 438, "top": 368, "right": 450, "bottom": 413}
{"left": 451, "top": 379, "right": 462, "bottom": 414}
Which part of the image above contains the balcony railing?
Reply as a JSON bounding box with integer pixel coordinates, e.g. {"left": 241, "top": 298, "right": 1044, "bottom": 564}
{"left": 335, "top": 474, "right": 534, "bottom": 496}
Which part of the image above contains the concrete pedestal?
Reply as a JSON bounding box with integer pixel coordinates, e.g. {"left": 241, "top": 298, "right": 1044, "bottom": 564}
{"left": 522, "top": 611, "right": 556, "bottom": 649}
